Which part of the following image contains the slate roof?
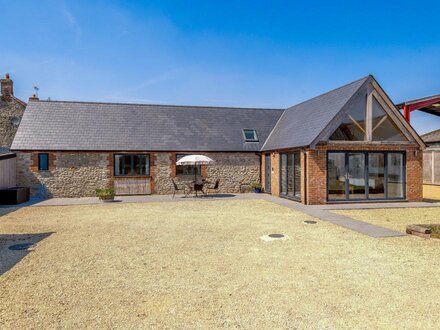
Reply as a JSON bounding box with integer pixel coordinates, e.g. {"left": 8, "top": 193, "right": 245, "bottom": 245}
{"left": 421, "top": 129, "right": 440, "bottom": 144}
{"left": 261, "top": 76, "right": 369, "bottom": 151}
{"left": 14, "top": 75, "right": 413, "bottom": 152}
{"left": 11, "top": 101, "right": 283, "bottom": 151}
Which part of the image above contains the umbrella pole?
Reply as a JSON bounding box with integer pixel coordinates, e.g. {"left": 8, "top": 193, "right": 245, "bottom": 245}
{"left": 195, "top": 167, "right": 197, "bottom": 197}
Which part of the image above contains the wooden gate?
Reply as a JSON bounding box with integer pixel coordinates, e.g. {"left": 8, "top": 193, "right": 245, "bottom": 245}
{"left": 0, "top": 153, "right": 16, "bottom": 189}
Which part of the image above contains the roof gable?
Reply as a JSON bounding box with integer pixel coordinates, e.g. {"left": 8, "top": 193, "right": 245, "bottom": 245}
{"left": 262, "top": 76, "right": 369, "bottom": 151}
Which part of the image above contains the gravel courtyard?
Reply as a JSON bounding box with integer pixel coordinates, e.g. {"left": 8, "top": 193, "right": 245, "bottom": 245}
{"left": 1, "top": 200, "right": 440, "bottom": 329}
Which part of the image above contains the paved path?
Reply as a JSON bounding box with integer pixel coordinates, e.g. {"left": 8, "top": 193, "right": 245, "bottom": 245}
{"left": 317, "top": 201, "right": 440, "bottom": 210}
{"left": 5, "top": 193, "right": 437, "bottom": 238}
{"left": 258, "top": 195, "right": 406, "bottom": 238}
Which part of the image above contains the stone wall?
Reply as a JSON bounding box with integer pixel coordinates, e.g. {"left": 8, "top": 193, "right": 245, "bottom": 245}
{"left": 17, "top": 152, "right": 110, "bottom": 197}
{"left": 16, "top": 151, "right": 261, "bottom": 197}
{"left": 0, "top": 97, "right": 26, "bottom": 148}
{"left": 153, "top": 152, "right": 261, "bottom": 194}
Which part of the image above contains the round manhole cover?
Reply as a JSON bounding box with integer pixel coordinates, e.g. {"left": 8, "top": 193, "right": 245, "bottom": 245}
{"left": 268, "top": 234, "right": 285, "bottom": 238}
{"left": 303, "top": 220, "right": 317, "bottom": 225}
{"left": 8, "top": 243, "right": 35, "bottom": 251}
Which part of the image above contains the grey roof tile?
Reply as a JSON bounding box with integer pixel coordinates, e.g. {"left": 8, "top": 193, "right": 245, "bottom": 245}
{"left": 11, "top": 102, "right": 283, "bottom": 151}
{"left": 421, "top": 129, "right": 440, "bottom": 143}
{"left": 11, "top": 76, "right": 376, "bottom": 152}
{"left": 261, "top": 76, "right": 370, "bottom": 151}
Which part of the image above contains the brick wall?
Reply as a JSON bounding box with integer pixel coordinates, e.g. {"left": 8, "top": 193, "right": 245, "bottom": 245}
{"left": 264, "top": 149, "right": 306, "bottom": 202}
{"left": 265, "top": 143, "right": 423, "bottom": 205}
{"left": 307, "top": 143, "right": 423, "bottom": 204}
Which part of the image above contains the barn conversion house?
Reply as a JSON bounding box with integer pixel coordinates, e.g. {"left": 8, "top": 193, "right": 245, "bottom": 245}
{"left": 11, "top": 75, "right": 424, "bottom": 204}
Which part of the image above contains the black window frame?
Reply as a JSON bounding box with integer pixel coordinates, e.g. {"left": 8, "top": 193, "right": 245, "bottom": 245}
{"left": 114, "top": 154, "right": 150, "bottom": 177}
{"left": 176, "top": 154, "right": 201, "bottom": 176}
{"left": 279, "top": 151, "right": 301, "bottom": 201}
{"left": 326, "top": 150, "right": 406, "bottom": 202}
{"left": 38, "top": 153, "right": 49, "bottom": 171}
{"left": 243, "top": 129, "right": 259, "bottom": 142}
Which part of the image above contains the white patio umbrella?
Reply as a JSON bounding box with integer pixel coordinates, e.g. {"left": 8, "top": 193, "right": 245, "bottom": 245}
{"left": 176, "top": 154, "right": 214, "bottom": 182}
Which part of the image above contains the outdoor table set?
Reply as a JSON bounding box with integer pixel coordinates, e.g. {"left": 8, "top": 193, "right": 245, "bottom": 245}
{"left": 172, "top": 155, "right": 220, "bottom": 198}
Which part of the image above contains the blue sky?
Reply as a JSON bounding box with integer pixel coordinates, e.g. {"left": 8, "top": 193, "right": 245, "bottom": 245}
{"left": 1, "top": 0, "right": 439, "bottom": 134}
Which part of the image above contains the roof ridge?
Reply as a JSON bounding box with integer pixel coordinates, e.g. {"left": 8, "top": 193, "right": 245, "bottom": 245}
{"left": 285, "top": 75, "right": 371, "bottom": 111}
{"left": 11, "top": 95, "right": 27, "bottom": 107}
{"left": 30, "top": 99, "right": 284, "bottom": 112}
{"left": 421, "top": 128, "right": 440, "bottom": 137}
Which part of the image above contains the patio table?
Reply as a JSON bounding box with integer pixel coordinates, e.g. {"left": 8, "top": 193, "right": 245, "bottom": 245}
{"left": 186, "top": 179, "right": 210, "bottom": 197}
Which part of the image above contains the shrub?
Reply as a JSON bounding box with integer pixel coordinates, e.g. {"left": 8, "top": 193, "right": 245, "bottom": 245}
{"left": 251, "top": 182, "right": 262, "bottom": 189}
{"left": 95, "top": 188, "right": 115, "bottom": 199}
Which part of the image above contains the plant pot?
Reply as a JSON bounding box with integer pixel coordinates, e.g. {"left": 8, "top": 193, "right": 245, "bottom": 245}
{"left": 254, "top": 188, "right": 262, "bottom": 193}
{"left": 99, "top": 195, "right": 115, "bottom": 202}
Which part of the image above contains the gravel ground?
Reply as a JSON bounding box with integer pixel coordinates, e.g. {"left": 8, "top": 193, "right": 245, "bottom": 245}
{"left": 1, "top": 200, "right": 440, "bottom": 329}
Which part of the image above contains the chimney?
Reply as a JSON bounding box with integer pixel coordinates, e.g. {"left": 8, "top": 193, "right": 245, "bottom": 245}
{"left": 1, "top": 73, "right": 13, "bottom": 102}
{"left": 29, "top": 94, "right": 39, "bottom": 101}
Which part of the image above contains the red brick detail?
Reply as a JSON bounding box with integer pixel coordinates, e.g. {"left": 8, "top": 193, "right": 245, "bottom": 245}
{"left": 150, "top": 153, "right": 157, "bottom": 193}
{"left": 29, "top": 151, "right": 56, "bottom": 172}
{"left": 107, "top": 153, "right": 114, "bottom": 188}
{"left": 170, "top": 153, "right": 177, "bottom": 177}
{"left": 306, "top": 143, "right": 423, "bottom": 205}
{"left": 270, "top": 152, "right": 280, "bottom": 196}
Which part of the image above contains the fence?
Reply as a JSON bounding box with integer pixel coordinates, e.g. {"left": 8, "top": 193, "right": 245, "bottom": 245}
{"left": 0, "top": 153, "right": 16, "bottom": 189}
{"left": 423, "top": 149, "right": 440, "bottom": 185}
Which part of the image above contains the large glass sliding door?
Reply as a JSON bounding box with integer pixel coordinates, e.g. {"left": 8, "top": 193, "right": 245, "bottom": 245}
{"left": 328, "top": 153, "right": 346, "bottom": 200}
{"left": 348, "top": 153, "right": 366, "bottom": 199}
{"left": 387, "top": 153, "right": 404, "bottom": 198}
{"left": 280, "top": 152, "right": 301, "bottom": 200}
{"left": 368, "top": 153, "right": 385, "bottom": 199}
{"left": 327, "top": 151, "right": 405, "bottom": 201}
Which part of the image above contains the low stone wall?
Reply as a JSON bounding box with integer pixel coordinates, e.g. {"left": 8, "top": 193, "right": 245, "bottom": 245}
{"left": 16, "top": 152, "right": 110, "bottom": 198}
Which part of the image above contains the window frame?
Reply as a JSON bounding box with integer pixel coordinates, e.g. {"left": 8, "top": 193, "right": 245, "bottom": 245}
{"left": 329, "top": 90, "right": 409, "bottom": 143}
{"left": 175, "top": 154, "right": 201, "bottom": 177}
{"left": 38, "top": 153, "right": 49, "bottom": 171}
{"left": 279, "top": 151, "right": 301, "bottom": 201}
{"left": 242, "top": 129, "right": 259, "bottom": 142}
{"left": 326, "top": 150, "right": 406, "bottom": 202}
{"left": 113, "top": 154, "right": 150, "bottom": 177}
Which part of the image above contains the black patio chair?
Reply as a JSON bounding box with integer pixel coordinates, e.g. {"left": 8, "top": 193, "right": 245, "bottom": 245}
{"left": 206, "top": 180, "right": 220, "bottom": 195}
{"left": 171, "top": 179, "right": 187, "bottom": 198}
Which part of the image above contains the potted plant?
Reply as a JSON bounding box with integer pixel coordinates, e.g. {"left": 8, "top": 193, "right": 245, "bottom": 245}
{"left": 251, "top": 182, "right": 262, "bottom": 193}
{"left": 96, "top": 188, "right": 115, "bottom": 202}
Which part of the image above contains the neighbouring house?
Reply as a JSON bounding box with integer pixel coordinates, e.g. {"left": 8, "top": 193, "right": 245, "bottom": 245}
{"left": 0, "top": 74, "right": 27, "bottom": 149}
{"left": 0, "top": 74, "right": 26, "bottom": 191}
{"left": 396, "top": 95, "right": 440, "bottom": 191}
{"left": 10, "top": 75, "right": 425, "bottom": 204}
{"left": 420, "top": 129, "right": 440, "bottom": 186}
